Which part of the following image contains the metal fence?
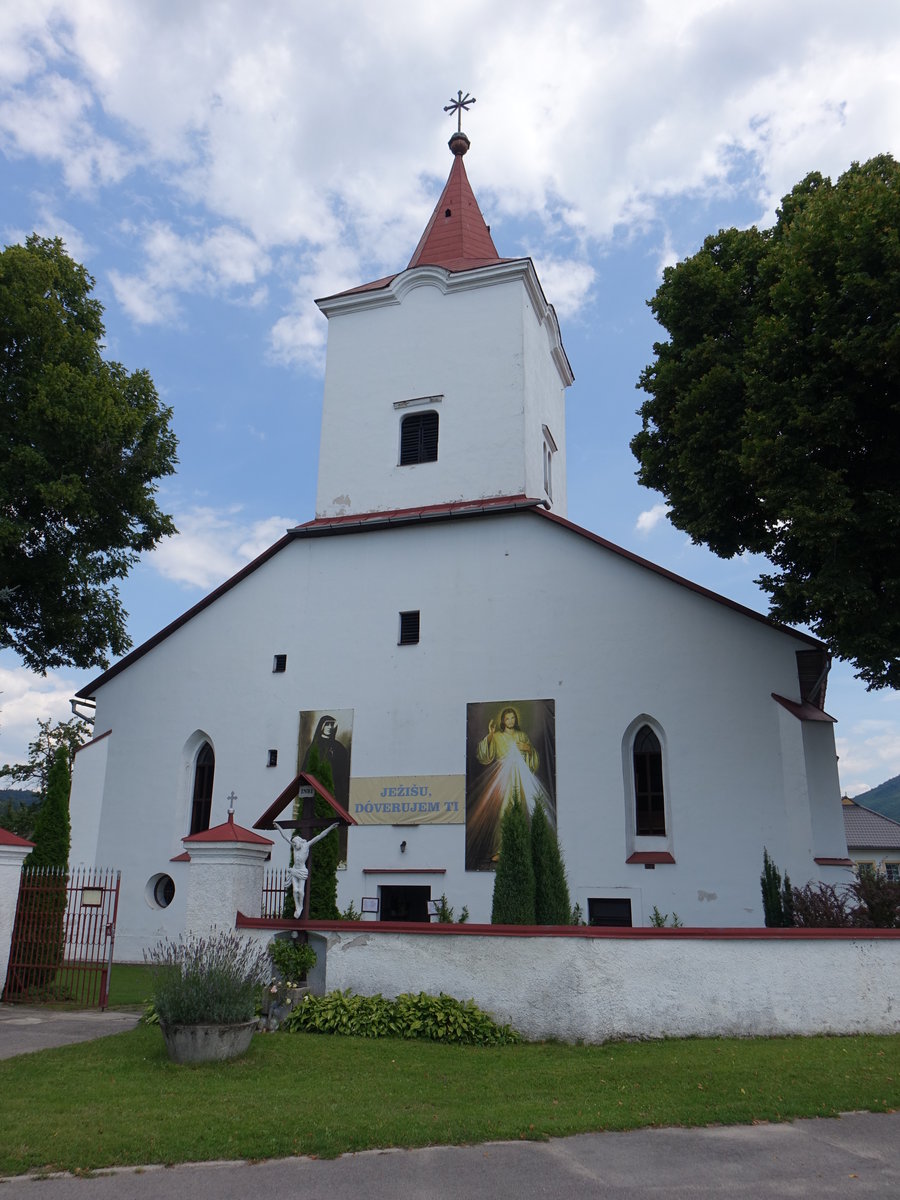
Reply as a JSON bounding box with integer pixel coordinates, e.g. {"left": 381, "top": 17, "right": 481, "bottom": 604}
{"left": 262, "top": 867, "right": 290, "bottom": 919}
{"left": 3, "top": 865, "right": 120, "bottom": 1008}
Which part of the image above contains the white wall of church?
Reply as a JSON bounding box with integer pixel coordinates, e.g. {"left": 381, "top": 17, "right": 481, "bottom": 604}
{"left": 74, "top": 509, "right": 845, "bottom": 960}
{"left": 316, "top": 267, "right": 568, "bottom": 518}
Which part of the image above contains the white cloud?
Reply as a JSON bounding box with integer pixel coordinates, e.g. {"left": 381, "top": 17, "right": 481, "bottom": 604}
{"left": 147, "top": 507, "right": 296, "bottom": 590}
{"left": 108, "top": 220, "right": 271, "bottom": 325}
{"left": 5, "top": 1, "right": 899, "bottom": 352}
{"left": 635, "top": 503, "right": 670, "bottom": 535}
{"left": 530, "top": 256, "right": 595, "bottom": 319}
{"left": 836, "top": 719, "right": 900, "bottom": 797}
{"left": 0, "top": 660, "right": 83, "bottom": 775}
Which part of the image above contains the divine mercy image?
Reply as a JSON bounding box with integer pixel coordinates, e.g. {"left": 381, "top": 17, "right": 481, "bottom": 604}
{"left": 465, "top": 699, "right": 556, "bottom": 871}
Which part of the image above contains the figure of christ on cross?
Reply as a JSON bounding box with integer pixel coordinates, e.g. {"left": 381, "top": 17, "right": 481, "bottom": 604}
{"left": 276, "top": 820, "right": 339, "bottom": 919}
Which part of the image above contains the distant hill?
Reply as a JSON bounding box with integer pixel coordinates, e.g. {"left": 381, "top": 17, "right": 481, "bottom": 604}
{"left": 854, "top": 774, "right": 900, "bottom": 823}
{"left": 0, "top": 789, "right": 40, "bottom": 807}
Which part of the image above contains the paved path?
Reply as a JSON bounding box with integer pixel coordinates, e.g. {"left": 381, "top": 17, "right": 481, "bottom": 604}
{"left": 0, "top": 1003, "right": 140, "bottom": 1058}
{"left": 0, "top": 1112, "right": 897, "bottom": 1198}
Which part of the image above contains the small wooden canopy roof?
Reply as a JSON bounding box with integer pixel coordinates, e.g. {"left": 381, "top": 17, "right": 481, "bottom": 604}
{"left": 254, "top": 771, "right": 356, "bottom": 830}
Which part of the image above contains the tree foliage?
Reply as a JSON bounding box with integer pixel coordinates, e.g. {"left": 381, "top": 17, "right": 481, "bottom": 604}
{"left": 760, "top": 848, "right": 793, "bottom": 928}
{"left": 531, "top": 800, "right": 571, "bottom": 924}
{"left": 25, "top": 745, "right": 71, "bottom": 868}
{"left": 297, "top": 743, "right": 340, "bottom": 921}
{"left": 632, "top": 155, "right": 900, "bottom": 689}
{"left": 1, "top": 716, "right": 90, "bottom": 793}
{"left": 0, "top": 235, "right": 177, "bottom": 672}
{"left": 490, "top": 790, "right": 535, "bottom": 925}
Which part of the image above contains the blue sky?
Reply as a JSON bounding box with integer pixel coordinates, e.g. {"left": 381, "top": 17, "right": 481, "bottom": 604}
{"left": 2, "top": 0, "right": 900, "bottom": 795}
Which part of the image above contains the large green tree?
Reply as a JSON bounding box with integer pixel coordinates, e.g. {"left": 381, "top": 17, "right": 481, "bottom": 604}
{"left": 632, "top": 154, "right": 900, "bottom": 689}
{"left": 1, "top": 235, "right": 178, "bottom": 672}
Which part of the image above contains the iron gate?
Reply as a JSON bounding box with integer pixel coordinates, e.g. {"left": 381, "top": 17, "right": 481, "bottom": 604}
{"left": 3, "top": 866, "right": 121, "bottom": 1009}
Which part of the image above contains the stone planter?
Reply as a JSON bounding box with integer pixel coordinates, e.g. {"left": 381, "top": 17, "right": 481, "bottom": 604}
{"left": 160, "top": 1019, "right": 257, "bottom": 1064}
{"left": 263, "top": 984, "right": 309, "bottom": 1030}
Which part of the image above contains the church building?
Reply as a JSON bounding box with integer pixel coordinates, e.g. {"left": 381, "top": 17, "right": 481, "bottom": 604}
{"left": 69, "top": 122, "right": 851, "bottom": 959}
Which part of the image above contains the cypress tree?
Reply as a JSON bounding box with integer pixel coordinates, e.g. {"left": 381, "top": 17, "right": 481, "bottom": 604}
{"left": 304, "top": 744, "right": 340, "bottom": 920}
{"left": 25, "top": 745, "right": 71, "bottom": 868}
{"left": 531, "top": 800, "right": 571, "bottom": 924}
{"left": 490, "top": 789, "right": 535, "bottom": 924}
{"left": 761, "top": 848, "right": 794, "bottom": 927}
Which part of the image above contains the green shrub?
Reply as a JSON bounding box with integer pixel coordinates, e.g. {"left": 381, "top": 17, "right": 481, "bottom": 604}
{"left": 432, "top": 893, "right": 469, "bottom": 923}
{"left": 286, "top": 989, "right": 520, "bottom": 1045}
{"left": 491, "top": 790, "right": 535, "bottom": 924}
{"left": 761, "top": 848, "right": 793, "bottom": 926}
{"left": 144, "top": 930, "right": 269, "bottom": 1025}
{"left": 286, "top": 989, "right": 397, "bottom": 1038}
{"left": 268, "top": 936, "right": 317, "bottom": 982}
{"left": 531, "top": 800, "right": 571, "bottom": 924}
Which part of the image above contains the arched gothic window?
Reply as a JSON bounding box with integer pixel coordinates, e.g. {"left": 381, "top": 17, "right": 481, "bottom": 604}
{"left": 190, "top": 741, "right": 215, "bottom": 834}
{"left": 633, "top": 725, "right": 665, "bottom": 836}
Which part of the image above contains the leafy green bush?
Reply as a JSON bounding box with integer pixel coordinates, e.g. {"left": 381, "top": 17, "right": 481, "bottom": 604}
{"left": 286, "top": 989, "right": 520, "bottom": 1045}
{"left": 268, "top": 936, "right": 317, "bottom": 982}
{"left": 144, "top": 930, "right": 269, "bottom": 1025}
{"left": 286, "top": 989, "right": 397, "bottom": 1038}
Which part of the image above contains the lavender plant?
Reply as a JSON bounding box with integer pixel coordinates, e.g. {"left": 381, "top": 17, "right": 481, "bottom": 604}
{"left": 144, "top": 929, "right": 269, "bottom": 1025}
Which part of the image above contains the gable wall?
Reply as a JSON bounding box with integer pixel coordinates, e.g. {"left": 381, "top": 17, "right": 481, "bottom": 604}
{"left": 79, "top": 513, "right": 844, "bottom": 957}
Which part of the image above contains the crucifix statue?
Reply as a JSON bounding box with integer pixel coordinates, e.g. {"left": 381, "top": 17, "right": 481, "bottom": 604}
{"left": 277, "top": 821, "right": 339, "bottom": 919}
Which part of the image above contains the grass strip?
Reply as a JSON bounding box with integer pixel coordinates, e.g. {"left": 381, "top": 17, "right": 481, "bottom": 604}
{"left": 0, "top": 1027, "right": 896, "bottom": 1176}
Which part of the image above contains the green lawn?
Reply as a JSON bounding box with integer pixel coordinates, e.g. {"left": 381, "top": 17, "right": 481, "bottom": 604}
{"left": 0, "top": 1027, "right": 896, "bottom": 1176}
{"left": 106, "top": 962, "right": 155, "bottom": 1008}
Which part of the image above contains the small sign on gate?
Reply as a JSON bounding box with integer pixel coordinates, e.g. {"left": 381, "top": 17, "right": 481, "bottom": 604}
{"left": 81, "top": 888, "right": 103, "bottom": 907}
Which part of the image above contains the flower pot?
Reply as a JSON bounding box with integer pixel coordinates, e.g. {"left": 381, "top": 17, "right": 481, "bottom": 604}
{"left": 160, "top": 1019, "right": 257, "bottom": 1064}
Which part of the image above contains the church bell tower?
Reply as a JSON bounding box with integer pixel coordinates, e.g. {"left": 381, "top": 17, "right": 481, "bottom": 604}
{"left": 314, "top": 101, "right": 573, "bottom": 520}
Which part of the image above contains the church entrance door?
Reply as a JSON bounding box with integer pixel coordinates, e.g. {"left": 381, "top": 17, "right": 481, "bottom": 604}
{"left": 380, "top": 885, "right": 430, "bottom": 923}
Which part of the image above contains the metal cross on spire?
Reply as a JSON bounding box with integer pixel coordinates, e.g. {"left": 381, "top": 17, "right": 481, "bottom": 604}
{"left": 444, "top": 90, "right": 476, "bottom": 133}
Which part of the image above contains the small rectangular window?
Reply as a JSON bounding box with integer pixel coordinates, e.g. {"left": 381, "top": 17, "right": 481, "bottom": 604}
{"left": 399, "top": 411, "right": 438, "bottom": 465}
{"left": 399, "top": 610, "right": 420, "bottom": 645}
{"left": 273, "top": 654, "right": 287, "bottom": 673}
{"left": 885, "top": 862, "right": 900, "bottom": 883}
{"left": 588, "top": 897, "right": 633, "bottom": 927}
{"left": 267, "top": 749, "right": 278, "bottom": 768}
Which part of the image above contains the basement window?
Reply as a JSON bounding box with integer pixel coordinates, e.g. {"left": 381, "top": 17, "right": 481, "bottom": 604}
{"left": 399, "top": 611, "right": 420, "bottom": 645}
{"left": 273, "top": 654, "right": 287, "bottom": 673}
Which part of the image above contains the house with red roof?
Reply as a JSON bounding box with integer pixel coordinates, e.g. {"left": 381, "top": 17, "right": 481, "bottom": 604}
{"left": 68, "top": 125, "right": 851, "bottom": 958}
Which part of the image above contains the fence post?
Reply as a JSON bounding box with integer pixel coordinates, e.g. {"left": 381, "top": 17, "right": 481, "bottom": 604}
{"left": 181, "top": 814, "right": 273, "bottom": 937}
{"left": 0, "top": 830, "right": 34, "bottom": 995}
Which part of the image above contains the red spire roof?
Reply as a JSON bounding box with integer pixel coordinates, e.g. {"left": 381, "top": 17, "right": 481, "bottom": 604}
{"left": 406, "top": 140, "right": 502, "bottom": 273}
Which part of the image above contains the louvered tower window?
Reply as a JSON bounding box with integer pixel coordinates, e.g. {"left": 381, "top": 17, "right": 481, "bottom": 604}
{"left": 400, "top": 411, "right": 439, "bottom": 465}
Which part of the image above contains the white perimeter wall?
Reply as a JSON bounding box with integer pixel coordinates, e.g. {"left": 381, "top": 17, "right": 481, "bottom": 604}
{"left": 303, "top": 926, "right": 900, "bottom": 1043}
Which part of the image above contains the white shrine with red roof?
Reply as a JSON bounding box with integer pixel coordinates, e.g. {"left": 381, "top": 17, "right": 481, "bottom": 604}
{"left": 68, "top": 122, "right": 851, "bottom": 959}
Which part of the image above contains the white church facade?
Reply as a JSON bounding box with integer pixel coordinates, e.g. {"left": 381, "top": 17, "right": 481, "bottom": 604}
{"left": 69, "top": 127, "right": 851, "bottom": 960}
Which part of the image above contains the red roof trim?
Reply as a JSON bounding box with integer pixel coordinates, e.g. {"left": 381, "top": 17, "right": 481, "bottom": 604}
{"left": 73, "top": 728, "right": 112, "bottom": 755}
{"left": 235, "top": 914, "right": 900, "bottom": 939}
{"left": 254, "top": 771, "right": 356, "bottom": 829}
{"left": 626, "top": 851, "right": 676, "bottom": 865}
{"left": 293, "top": 494, "right": 536, "bottom": 533}
{"left": 183, "top": 812, "right": 273, "bottom": 846}
{"left": 813, "top": 857, "right": 854, "bottom": 867}
{"left": 362, "top": 867, "right": 447, "bottom": 875}
{"left": 0, "top": 828, "right": 35, "bottom": 848}
{"left": 169, "top": 851, "right": 191, "bottom": 863}
{"left": 533, "top": 508, "right": 826, "bottom": 648}
{"left": 772, "top": 693, "right": 837, "bottom": 722}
